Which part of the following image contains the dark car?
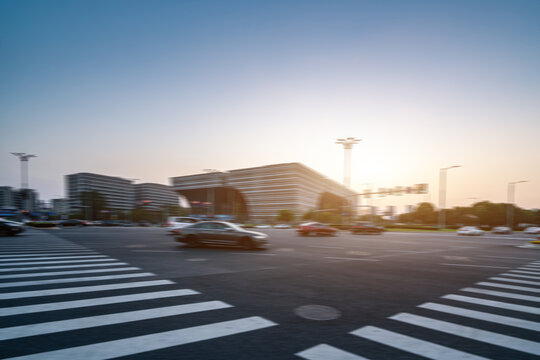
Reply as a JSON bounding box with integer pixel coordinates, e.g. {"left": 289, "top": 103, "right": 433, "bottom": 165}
{"left": 175, "top": 221, "right": 268, "bottom": 250}
{"left": 296, "top": 222, "right": 338, "bottom": 236}
{"left": 0, "top": 219, "right": 25, "bottom": 236}
{"left": 59, "top": 219, "right": 88, "bottom": 227}
{"left": 350, "top": 221, "right": 385, "bottom": 234}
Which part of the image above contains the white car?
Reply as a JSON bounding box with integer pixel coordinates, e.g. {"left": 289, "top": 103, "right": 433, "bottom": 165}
{"left": 457, "top": 226, "right": 484, "bottom": 236}
{"left": 523, "top": 226, "right": 540, "bottom": 234}
{"left": 273, "top": 224, "right": 292, "bottom": 229}
{"left": 492, "top": 226, "right": 512, "bottom": 234}
{"left": 255, "top": 224, "right": 271, "bottom": 229}
{"left": 166, "top": 217, "right": 201, "bottom": 235}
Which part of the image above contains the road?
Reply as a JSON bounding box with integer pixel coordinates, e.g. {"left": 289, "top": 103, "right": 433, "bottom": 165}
{"left": 1, "top": 227, "right": 539, "bottom": 359}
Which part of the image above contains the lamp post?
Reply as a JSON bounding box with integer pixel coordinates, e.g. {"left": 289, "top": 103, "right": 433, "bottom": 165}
{"left": 438, "top": 165, "right": 461, "bottom": 230}
{"left": 507, "top": 180, "right": 527, "bottom": 228}
{"left": 336, "top": 137, "right": 361, "bottom": 188}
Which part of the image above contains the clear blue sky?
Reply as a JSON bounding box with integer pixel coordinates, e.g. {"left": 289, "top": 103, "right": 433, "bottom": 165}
{"left": 1, "top": 0, "right": 539, "bottom": 210}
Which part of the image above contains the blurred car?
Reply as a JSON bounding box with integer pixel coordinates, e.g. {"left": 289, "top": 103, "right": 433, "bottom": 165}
{"left": 255, "top": 224, "right": 271, "bottom": 229}
{"left": 523, "top": 226, "right": 540, "bottom": 234}
{"left": 350, "top": 221, "right": 384, "bottom": 235}
{"left": 166, "top": 217, "right": 201, "bottom": 235}
{"left": 296, "top": 222, "right": 338, "bottom": 236}
{"left": 491, "top": 226, "right": 512, "bottom": 234}
{"left": 273, "top": 224, "right": 292, "bottom": 229}
{"left": 175, "top": 221, "right": 268, "bottom": 249}
{"left": 0, "top": 219, "right": 25, "bottom": 236}
{"left": 59, "top": 219, "right": 89, "bottom": 227}
{"left": 457, "top": 226, "right": 484, "bottom": 236}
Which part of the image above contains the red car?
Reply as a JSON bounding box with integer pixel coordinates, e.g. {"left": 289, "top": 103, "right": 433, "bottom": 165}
{"left": 296, "top": 222, "right": 338, "bottom": 236}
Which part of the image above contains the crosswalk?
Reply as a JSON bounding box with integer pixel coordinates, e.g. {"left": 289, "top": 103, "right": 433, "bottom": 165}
{"left": 0, "top": 233, "right": 277, "bottom": 359}
{"left": 296, "top": 260, "right": 540, "bottom": 360}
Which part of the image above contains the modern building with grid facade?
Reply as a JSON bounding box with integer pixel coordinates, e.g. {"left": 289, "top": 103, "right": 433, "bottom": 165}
{"left": 171, "top": 163, "right": 356, "bottom": 222}
{"left": 66, "top": 173, "right": 134, "bottom": 213}
{"left": 135, "top": 183, "right": 180, "bottom": 209}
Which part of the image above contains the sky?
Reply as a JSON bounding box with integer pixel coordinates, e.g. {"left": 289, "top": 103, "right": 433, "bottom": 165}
{"left": 1, "top": 0, "right": 539, "bottom": 212}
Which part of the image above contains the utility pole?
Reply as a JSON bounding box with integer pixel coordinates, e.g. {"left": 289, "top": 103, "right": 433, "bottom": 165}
{"left": 507, "top": 180, "right": 527, "bottom": 228}
{"left": 11, "top": 152, "right": 37, "bottom": 189}
{"left": 335, "top": 137, "right": 361, "bottom": 188}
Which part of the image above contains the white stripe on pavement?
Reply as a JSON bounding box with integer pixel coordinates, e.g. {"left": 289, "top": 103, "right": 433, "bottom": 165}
{"left": 0, "top": 289, "right": 199, "bottom": 317}
{"left": 476, "top": 282, "right": 540, "bottom": 293}
{"left": 510, "top": 270, "right": 540, "bottom": 275}
{"left": 489, "top": 276, "right": 540, "bottom": 286}
{"left": 0, "top": 267, "right": 140, "bottom": 279}
{"left": 350, "top": 326, "right": 488, "bottom": 360}
{"left": 0, "top": 255, "right": 107, "bottom": 262}
{"left": 0, "top": 301, "right": 232, "bottom": 340}
{"left": 440, "top": 263, "right": 510, "bottom": 269}
{"left": 4, "top": 316, "right": 277, "bottom": 360}
{"left": 462, "top": 287, "right": 540, "bottom": 302}
{"left": 0, "top": 272, "right": 153, "bottom": 288}
{"left": 296, "top": 344, "right": 369, "bottom": 360}
{"left": 0, "top": 263, "right": 128, "bottom": 273}
{"left": 418, "top": 302, "right": 540, "bottom": 331}
{"left": 0, "top": 280, "right": 174, "bottom": 299}
{"left": 0, "top": 252, "right": 97, "bottom": 257}
{"left": 390, "top": 312, "right": 540, "bottom": 356}
{"left": 0, "top": 259, "right": 119, "bottom": 266}
{"left": 501, "top": 273, "right": 540, "bottom": 280}
{"left": 443, "top": 294, "right": 540, "bottom": 314}
{"left": 517, "top": 267, "right": 540, "bottom": 272}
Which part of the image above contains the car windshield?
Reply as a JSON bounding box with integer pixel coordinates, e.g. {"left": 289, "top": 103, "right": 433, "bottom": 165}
{"left": 220, "top": 222, "right": 243, "bottom": 231}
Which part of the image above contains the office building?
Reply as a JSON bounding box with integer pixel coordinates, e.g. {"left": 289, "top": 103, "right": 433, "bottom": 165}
{"left": 135, "top": 183, "right": 180, "bottom": 209}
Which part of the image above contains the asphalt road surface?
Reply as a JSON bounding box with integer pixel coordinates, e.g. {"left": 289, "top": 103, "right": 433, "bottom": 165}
{"left": 1, "top": 227, "right": 539, "bottom": 359}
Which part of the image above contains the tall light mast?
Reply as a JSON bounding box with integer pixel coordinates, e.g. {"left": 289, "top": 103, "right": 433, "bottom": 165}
{"left": 11, "top": 152, "right": 37, "bottom": 189}
{"left": 335, "top": 137, "right": 361, "bottom": 188}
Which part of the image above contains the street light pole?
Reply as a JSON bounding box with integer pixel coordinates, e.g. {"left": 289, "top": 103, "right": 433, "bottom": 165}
{"left": 438, "top": 165, "right": 461, "bottom": 230}
{"left": 507, "top": 180, "right": 527, "bottom": 228}
{"left": 336, "top": 137, "right": 361, "bottom": 188}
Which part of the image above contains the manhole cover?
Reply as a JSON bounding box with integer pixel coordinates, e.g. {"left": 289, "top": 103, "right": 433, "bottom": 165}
{"left": 294, "top": 305, "right": 341, "bottom": 320}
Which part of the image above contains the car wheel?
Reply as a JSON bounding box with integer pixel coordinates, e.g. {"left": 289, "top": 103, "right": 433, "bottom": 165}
{"left": 239, "top": 237, "right": 254, "bottom": 250}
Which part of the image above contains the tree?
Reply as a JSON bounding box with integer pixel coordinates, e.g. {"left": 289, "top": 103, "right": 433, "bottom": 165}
{"left": 276, "top": 209, "right": 295, "bottom": 223}
{"left": 80, "top": 191, "right": 108, "bottom": 220}
{"left": 415, "top": 202, "right": 437, "bottom": 224}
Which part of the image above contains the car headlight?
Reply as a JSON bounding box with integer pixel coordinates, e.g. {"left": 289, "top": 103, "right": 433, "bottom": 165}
{"left": 253, "top": 234, "right": 267, "bottom": 239}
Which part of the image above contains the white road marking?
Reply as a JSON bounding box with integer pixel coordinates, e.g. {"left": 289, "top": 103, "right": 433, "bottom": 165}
{"left": 351, "top": 326, "right": 488, "bottom": 360}
{"left": 0, "top": 272, "right": 154, "bottom": 288}
{"left": 502, "top": 273, "right": 540, "bottom": 280}
{"left": 390, "top": 313, "right": 540, "bottom": 355}
{"left": 4, "top": 316, "right": 277, "bottom": 360}
{"left": 325, "top": 257, "right": 379, "bottom": 261}
{"left": 0, "top": 262, "right": 128, "bottom": 273}
{"left": 296, "top": 344, "right": 369, "bottom": 360}
{"left": 418, "top": 302, "right": 540, "bottom": 331}
{"left": 517, "top": 267, "right": 540, "bottom": 272}
{"left": 0, "top": 301, "right": 232, "bottom": 340}
{"left": 308, "top": 245, "right": 345, "bottom": 249}
{"left": 0, "top": 255, "right": 106, "bottom": 262}
{"left": 0, "top": 267, "right": 140, "bottom": 279}
{"left": 0, "top": 259, "right": 119, "bottom": 266}
{"left": 489, "top": 276, "right": 540, "bottom": 286}
{"left": 440, "top": 263, "right": 510, "bottom": 269}
{"left": 130, "top": 250, "right": 183, "bottom": 253}
{"left": 476, "top": 281, "right": 540, "bottom": 293}
{"left": 510, "top": 269, "right": 540, "bottom": 275}
{"left": 479, "top": 255, "right": 539, "bottom": 260}
{"left": 461, "top": 287, "right": 540, "bottom": 302}
{"left": 442, "top": 294, "right": 540, "bottom": 314}
{"left": 0, "top": 280, "right": 174, "bottom": 300}
{"left": 0, "top": 252, "right": 97, "bottom": 258}
{"left": 0, "top": 289, "right": 199, "bottom": 316}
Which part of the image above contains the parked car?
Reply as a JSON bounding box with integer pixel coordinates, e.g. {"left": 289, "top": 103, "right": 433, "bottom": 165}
{"left": 273, "top": 224, "right": 292, "bottom": 229}
{"left": 457, "top": 226, "right": 484, "bottom": 236}
{"left": 0, "top": 219, "right": 25, "bottom": 236}
{"left": 174, "top": 221, "right": 268, "bottom": 249}
{"left": 296, "top": 222, "right": 338, "bottom": 236}
{"left": 523, "top": 226, "right": 540, "bottom": 234}
{"left": 59, "top": 219, "right": 89, "bottom": 227}
{"left": 350, "top": 221, "right": 385, "bottom": 234}
{"left": 491, "top": 226, "right": 512, "bottom": 234}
